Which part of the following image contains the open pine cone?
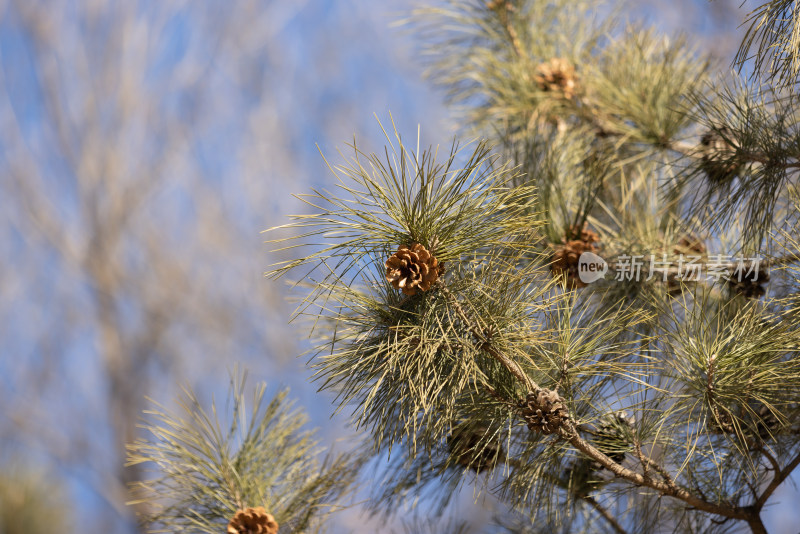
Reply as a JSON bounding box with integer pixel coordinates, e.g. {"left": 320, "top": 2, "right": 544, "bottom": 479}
{"left": 534, "top": 58, "right": 578, "bottom": 99}
{"left": 385, "top": 243, "right": 443, "bottom": 295}
{"left": 700, "top": 128, "right": 741, "bottom": 182}
{"left": 447, "top": 424, "right": 503, "bottom": 473}
{"left": 551, "top": 225, "right": 600, "bottom": 289}
{"left": 227, "top": 507, "right": 279, "bottom": 534}
{"left": 519, "top": 389, "right": 569, "bottom": 435}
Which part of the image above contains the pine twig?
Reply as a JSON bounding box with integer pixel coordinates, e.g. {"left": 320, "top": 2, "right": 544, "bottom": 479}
{"left": 562, "top": 423, "right": 754, "bottom": 522}
{"left": 437, "top": 281, "right": 756, "bottom": 523}
{"left": 755, "top": 450, "right": 800, "bottom": 509}
{"left": 438, "top": 282, "right": 537, "bottom": 392}
{"left": 583, "top": 496, "right": 628, "bottom": 534}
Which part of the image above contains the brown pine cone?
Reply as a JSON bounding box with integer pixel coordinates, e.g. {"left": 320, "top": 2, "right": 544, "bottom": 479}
{"left": 519, "top": 389, "right": 569, "bottom": 435}
{"left": 385, "top": 243, "right": 443, "bottom": 295}
{"left": 674, "top": 234, "right": 706, "bottom": 256}
{"left": 227, "top": 507, "right": 279, "bottom": 534}
{"left": 667, "top": 234, "right": 706, "bottom": 296}
{"left": 700, "top": 128, "right": 741, "bottom": 182}
{"left": 708, "top": 409, "right": 735, "bottom": 434}
{"left": 593, "top": 411, "right": 634, "bottom": 463}
{"left": 447, "top": 424, "right": 503, "bottom": 473}
{"left": 551, "top": 225, "right": 600, "bottom": 289}
{"left": 534, "top": 58, "right": 578, "bottom": 99}
{"left": 755, "top": 404, "right": 780, "bottom": 439}
{"left": 565, "top": 224, "right": 600, "bottom": 244}
{"left": 726, "top": 266, "right": 769, "bottom": 299}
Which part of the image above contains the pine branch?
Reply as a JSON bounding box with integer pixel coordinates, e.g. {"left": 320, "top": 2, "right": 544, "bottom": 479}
{"left": 488, "top": 1, "right": 528, "bottom": 62}
{"left": 734, "top": 0, "right": 800, "bottom": 87}
{"left": 562, "top": 423, "right": 754, "bottom": 522}
{"left": 439, "top": 282, "right": 536, "bottom": 392}
{"left": 506, "top": 458, "right": 629, "bottom": 534}
{"left": 441, "top": 272, "right": 759, "bottom": 524}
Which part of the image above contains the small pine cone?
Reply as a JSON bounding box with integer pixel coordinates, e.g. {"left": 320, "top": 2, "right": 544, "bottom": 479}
{"left": 726, "top": 266, "right": 769, "bottom": 299}
{"left": 385, "top": 243, "right": 443, "bottom": 295}
{"left": 594, "top": 411, "right": 633, "bottom": 463}
{"left": 227, "top": 507, "right": 279, "bottom": 534}
{"left": 674, "top": 234, "right": 706, "bottom": 256}
{"left": 700, "top": 128, "right": 741, "bottom": 182}
{"left": 566, "top": 224, "right": 600, "bottom": 244}
{"left": 667, "top": 235, "right": 706, "bottom": 297}
{"left": 520, "top": 389, "right": 569, "bottom": 435}
{"left": 447, "top": 424, "right": 503, "bottom": 473}
{"left": 755, "top": 404, "right": 780, "bottom": 439}
{"left": 708, "top": 409, "right": 735, "bottom": 434}
{"left": 534, "top": 58, "right": 578, "bottom": 99}
{"left": 551, "top": 225, "right": 600, "bottom": 289}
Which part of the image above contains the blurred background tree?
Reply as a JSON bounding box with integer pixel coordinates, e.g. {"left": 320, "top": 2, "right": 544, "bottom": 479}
{"left": 0, "top": 0, "right": 446, "bottom": 531}
{"left": 0, "top": 462, "right": 72, "bottom": 534}
{"left": 0, "top": 1, "right": 303, "bottom": 531}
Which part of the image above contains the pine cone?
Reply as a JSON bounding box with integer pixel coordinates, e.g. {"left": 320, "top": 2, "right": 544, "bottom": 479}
{"left": 708, "top": 409, "right": 735, "bottom": 434}
{"left": 709, "top": 404, "right": 780, "bottom": 438}
{"left": 534, "top": 58, "right": 578, "bottom": 99}
{"left": 755, "top": 404, "right": 780, "bottom": 439}
{"left": 566, "top": 224, "right": 600, "bottom": 244}
{"left": 447, "top": 424, "right": 503, "bottom": 473}
{"left": 726, "top": 266, "right": 769, "bottom": 299}
{"left": 520, "top": 389, "right": 569, "bottom": 434}
{"left": 594, "top": 411, "right": 634, "bottom": 463}
{"left": 385, "top": 243, "right": 443, "bottom": 296}
{"left": 667, "top": 234, "right": 706, "bottom": 296}
{"left": 700, "top": 128, "right": 741, "bottom": 182}
{"left": 486, "top": 0, "right": 509, "bottom": 11}
{"left": 551, "top": 225, "right": 600, "bottom": 289}
{"left": 674, "top": 234, "right": 706, "bottom": 256}
{"left": 227, "top": 507, "right": 278, "bottom": 534}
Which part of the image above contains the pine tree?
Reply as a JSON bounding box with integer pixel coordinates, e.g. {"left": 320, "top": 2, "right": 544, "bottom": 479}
{"left": 262, "top": 1, "right": 800, "bottom": 532}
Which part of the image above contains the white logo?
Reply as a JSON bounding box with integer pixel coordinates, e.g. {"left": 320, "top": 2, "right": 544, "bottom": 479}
{"left": 578, "top": 252, "right": 608, "bottom": 284}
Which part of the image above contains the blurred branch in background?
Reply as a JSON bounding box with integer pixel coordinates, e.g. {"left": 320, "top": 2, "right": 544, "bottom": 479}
{"left": 632, "top": 0, "right": 745, "bottom": 62}
{"left": 0, "top": 0, "right": 307, "bottom": 531}
{"left": 0, "top": 461, "right": 72, "bottom": 534}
